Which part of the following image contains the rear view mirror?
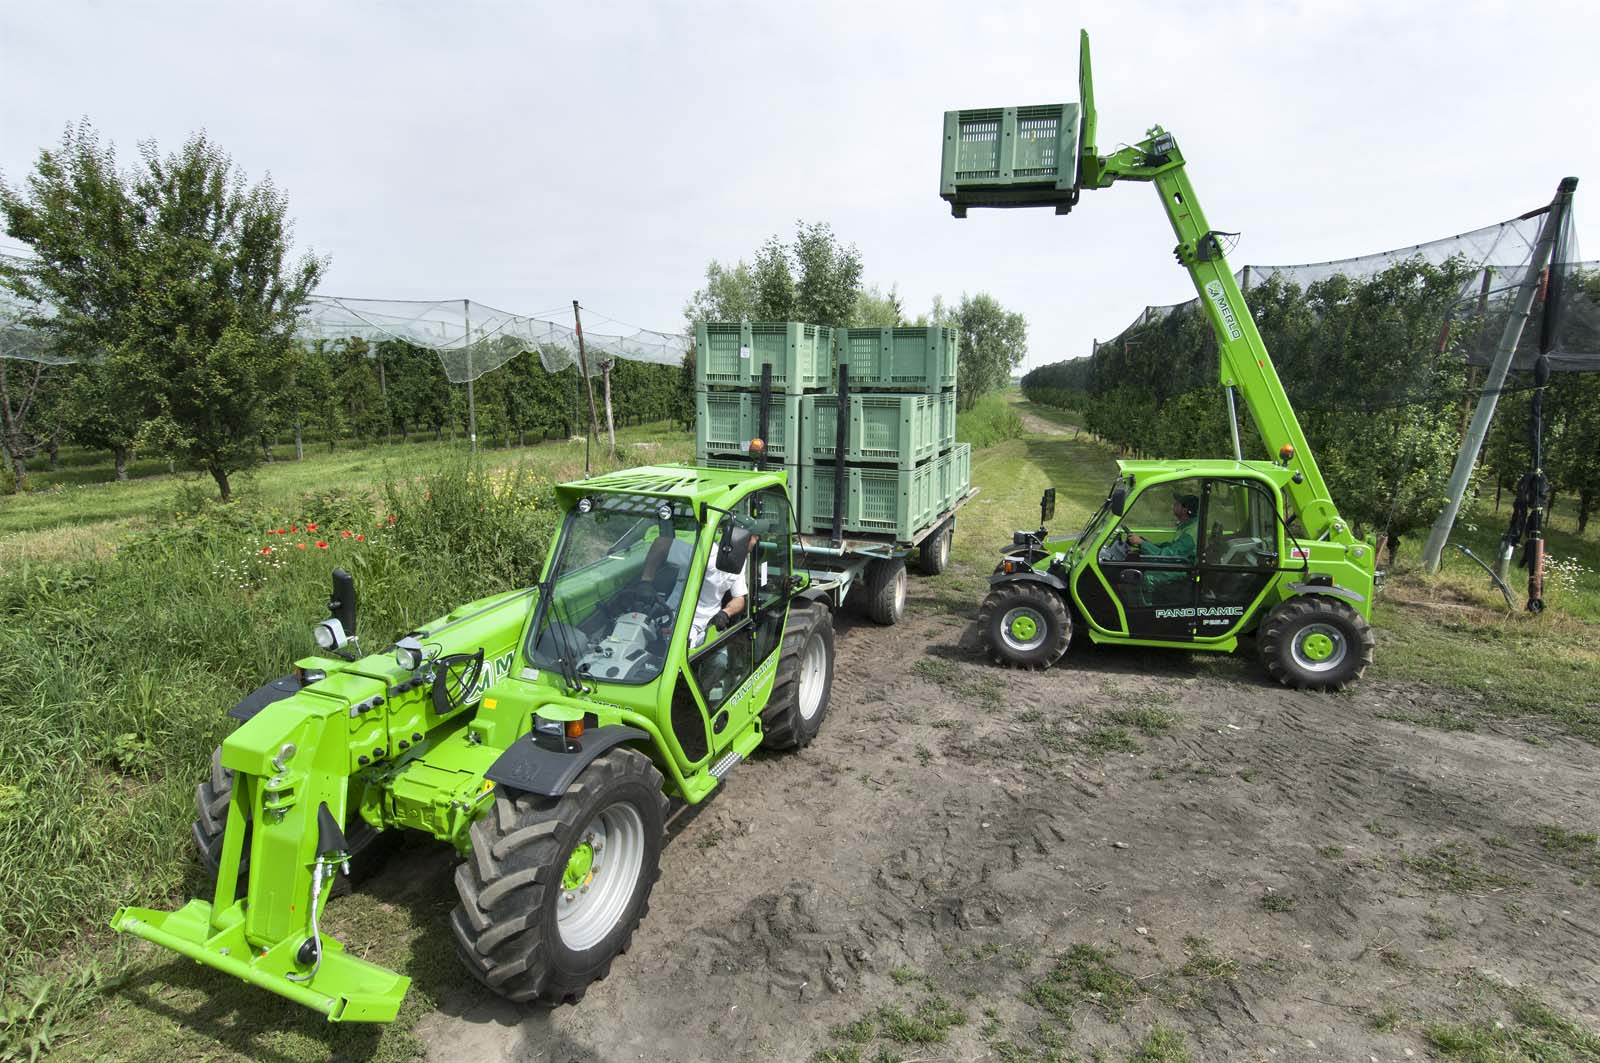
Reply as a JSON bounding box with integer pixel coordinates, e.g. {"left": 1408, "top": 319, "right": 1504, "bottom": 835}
{"left": 715, "top": 518, "right": 753, "bottom": 574}
{"left": 1110, "top": 484, "right": 1128, "bottom": 517}
{"left": 1040, "top": 488, "right": 1056, "bottom": 524}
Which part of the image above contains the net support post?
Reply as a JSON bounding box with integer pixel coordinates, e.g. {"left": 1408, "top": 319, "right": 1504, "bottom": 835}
{"left": 1420, "top": 178, "right": 1576, "bottom": 573}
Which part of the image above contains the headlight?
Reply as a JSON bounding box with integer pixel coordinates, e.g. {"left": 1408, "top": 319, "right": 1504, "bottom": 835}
{"left": 313, "top": 617, "right": 347, "bottom": 650}
{"left": 576, "top": 496, "right": 593, "bottom": 514}
{"left": 395, "top": 635, "right": 424, "bottom": 672}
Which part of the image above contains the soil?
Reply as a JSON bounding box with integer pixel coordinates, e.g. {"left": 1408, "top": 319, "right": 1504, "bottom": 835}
{"left": 409, "top": 578, "right": 1600, "bottom": 1062}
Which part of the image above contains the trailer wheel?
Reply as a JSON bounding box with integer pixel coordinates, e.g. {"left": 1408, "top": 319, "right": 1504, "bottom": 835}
{"left": 916, "top": 522, "right": 952, "bottom": 576}
{"left": 761, "top": 604, "right": 835, "bottom": 750}
{"left": 978, "top": 582, "right": 1072, "bottom": 669}
{"left": 863, "top": 558, "right": 907, "bottom": 625}
{"left": 1258, "top": 595, "right": 1374, "bottom": 691}
{"left": 452, "top": 747, "right": 667, "bottom": 1005}
{"left": 193, "top": 745, "right": 381, "bottom": 897}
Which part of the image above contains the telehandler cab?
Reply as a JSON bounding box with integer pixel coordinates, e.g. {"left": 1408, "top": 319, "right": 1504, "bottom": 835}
{"left": 114, "top": 464, "right": 835, "bottom": 1021}
{"left": 944, "top": 32, "right": 1376, "bottom": 689}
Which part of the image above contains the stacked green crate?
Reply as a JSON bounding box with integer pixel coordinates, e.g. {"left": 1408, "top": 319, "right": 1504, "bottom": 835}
{"left": 800, "top": 393, "right": 937, "bottom": 470}
{"left": 694, "top": 321, "right": 832, "bottom": 498}
{"left": 800, "top": 461, "right": 939, "bottom": 540}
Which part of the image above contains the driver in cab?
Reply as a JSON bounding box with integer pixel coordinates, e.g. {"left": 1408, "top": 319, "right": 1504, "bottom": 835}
{"left": 637, "top": 521, "right": 748, "bottom": 649}
{"left": 1128, "top": 493, "right": 1199, "bottom": 565}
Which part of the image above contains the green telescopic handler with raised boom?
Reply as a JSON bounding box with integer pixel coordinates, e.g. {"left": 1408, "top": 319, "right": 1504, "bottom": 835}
{"left": 945, "top": 31, "right": 1377, "bottom": 690}
{"left": 114, "top": 464, "right": 838, "bottom": 1021}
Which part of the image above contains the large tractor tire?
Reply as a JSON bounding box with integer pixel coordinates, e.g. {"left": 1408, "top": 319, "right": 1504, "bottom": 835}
{"left": 761, "top": 603, "right": 835, "bottom": 750}
{"left": 916, "top": 522, "right": 953, "bottom": 576}
{"left": 863, "top": 558, "right": 907, "bottom": 625}
{"left": 1257, "top": 595, "right": 1375, "bottom": 691}
{"left": 195, "top": 745, "right": 382, "bottom": 896}
{"left": 451, "top": 747, "right": 668, "bottom": 1005}
{"left": 978, "top": 582, "right": 1072, "bottom": 669}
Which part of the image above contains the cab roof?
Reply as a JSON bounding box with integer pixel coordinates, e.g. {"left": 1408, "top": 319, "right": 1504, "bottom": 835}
{"left": 556, "top": 463, "right": 791, "bottom": 511}
{"left": 1115, "top": 458, "right": 1292, "bottom": 485}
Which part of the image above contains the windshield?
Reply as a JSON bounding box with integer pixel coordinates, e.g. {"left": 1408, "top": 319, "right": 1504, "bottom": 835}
{"left": 525, "top": 494, "right": 700, "bottom": 687}
{"left": 1071, "top": 476, "right": 1129, "bottom": 563}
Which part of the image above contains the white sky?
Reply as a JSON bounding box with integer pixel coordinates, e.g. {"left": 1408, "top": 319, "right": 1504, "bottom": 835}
{"left": 3, "top": 0, "right": 1596, "bottom": 371}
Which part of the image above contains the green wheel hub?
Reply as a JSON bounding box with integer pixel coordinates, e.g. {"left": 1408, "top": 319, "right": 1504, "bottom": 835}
{"left": 562, "top": 841, "right": 595, "bottom": 891}
{"left": 1300, "top": 632, "right": 1335, "bottom": 661}
{"left": 1009, "top": 614, "right": 1039, "bottom": 641}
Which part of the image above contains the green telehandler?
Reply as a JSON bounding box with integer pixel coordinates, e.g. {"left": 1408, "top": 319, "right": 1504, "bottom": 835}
{"left": 944, "top": 32, "right": 1377, "bottom": 690}
{"left": 114, "top": 464, "right": 836, "bottom": 1021}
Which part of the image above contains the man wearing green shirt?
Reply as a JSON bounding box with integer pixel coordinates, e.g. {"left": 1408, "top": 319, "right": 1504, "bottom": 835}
{"left": 1128, "top": 493, "right": 1199, "bottom": 564}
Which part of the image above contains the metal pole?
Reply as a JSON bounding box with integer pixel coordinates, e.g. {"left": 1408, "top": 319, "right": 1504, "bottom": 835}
{"left": 463, "top": 299, "right": 477, "bottom": 455}
{"left": 1419, "top": 177, "right": 1577, "bottom": 572}
{"left": 573, "top": 301, "right": 602, "bottom": 475}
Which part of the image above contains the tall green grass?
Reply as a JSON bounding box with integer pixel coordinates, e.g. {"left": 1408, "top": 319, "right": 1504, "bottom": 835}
{"left": 0, "top": 457, "right": 561, "bottom": 1055}
{"left": 956, "top": 394, "right": 1025, "bottom": 449}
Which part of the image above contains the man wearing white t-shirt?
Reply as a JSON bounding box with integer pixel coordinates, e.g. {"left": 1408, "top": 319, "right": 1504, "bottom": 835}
{"left": 639, "top": 529, "right": 748, "bottom": 648}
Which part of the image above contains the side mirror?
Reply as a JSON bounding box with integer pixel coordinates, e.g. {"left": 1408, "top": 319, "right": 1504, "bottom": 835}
{"left": 1110, "top": 484, "right": 1128, "bottom": 517}
{"left": 328, "top": 569, "right": 357, "bottom": 638}
{"left": 715, "top": 518, "right": 753, "bottom": 574}
{"left": 1039, "top": 487, "right": 1056, "bottom": 524}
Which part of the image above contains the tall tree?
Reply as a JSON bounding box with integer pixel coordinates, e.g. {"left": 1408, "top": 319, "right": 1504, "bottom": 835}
{"left": 943, "top": 293, "right": 1028, "bottom": 410}
{"left": 0, "top": 122, "right": 324, "bottom": 500}
{"left": 853, "top": 283, "right": 904, "bottom": 327}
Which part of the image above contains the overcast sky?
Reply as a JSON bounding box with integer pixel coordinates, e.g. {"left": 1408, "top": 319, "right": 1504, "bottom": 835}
{"left": 3, "top": 0, "right": 1595, "bottom": 371}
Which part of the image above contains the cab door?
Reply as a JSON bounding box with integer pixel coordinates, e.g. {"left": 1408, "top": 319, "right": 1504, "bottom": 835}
{"left": 1091, "top": 477, "right": 1202, "bottom": 641}
{"left": 687, "top": 485, "right": 794, "bottom": 747}
{"left": 1194, "top": 478, "right": 1281, "bottom": 640}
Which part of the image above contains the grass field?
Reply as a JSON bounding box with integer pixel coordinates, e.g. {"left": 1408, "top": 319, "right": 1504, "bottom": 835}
{"left": 2, "top": 394, "right": 1597, "bottom": 1062}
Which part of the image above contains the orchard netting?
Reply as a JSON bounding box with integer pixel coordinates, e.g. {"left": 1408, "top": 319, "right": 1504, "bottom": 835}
{"left": 0, "top": 258, "right": 690, "bottom": 383}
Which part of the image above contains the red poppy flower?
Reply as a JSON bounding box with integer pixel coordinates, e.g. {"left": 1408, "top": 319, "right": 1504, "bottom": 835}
{"left": 296, "top": 542, "right": 307, "bottom": 550}
{"left": 355, "top": 533, "right": 366, "bottom": 542}
{"left": 307, "top": 523, "right": 319, "bottom": 532}
{"left": 270, "top": 528, "right": 285, "bottom": 535}
{"left": 259, "top": 546, "right": 273, "bottom": 555}
{"left": 288, "top": 525, "right": 298, "bottom": 532}
{"left": 315, "top": 540, "right": 329, "bottom": 550}
{"left": 340, "top": 529, "right": 352, "bottom": 539}
{"left": 387, "top": 514, "right": 396, "bottom": 524}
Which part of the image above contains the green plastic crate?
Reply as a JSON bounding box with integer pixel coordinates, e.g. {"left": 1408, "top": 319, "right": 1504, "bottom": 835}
{"left": 696, "top": 391, "right": 803, "bottom": 461}
{"left": 801, "top": 393, "right": 937, "bottom": 470}
{"left": 697, "top": 452, "right": 800, "bottom": 493}
{"left": 935, "top": 442, "right": 971, "bottom": 511}
{"left": 694, "top": 321, "right": 833, "bottom": 393}
{"left": 939, "top": 103, "right": 1081, "bottom": 217}
{"left": 835, "top": 326, "right": 958, "bottom": 392}
{"left": 800, "top": 461, "right": 938, "bottom": 541}
{"left": 935, "top": 391, "right": 956, "bottom": 451}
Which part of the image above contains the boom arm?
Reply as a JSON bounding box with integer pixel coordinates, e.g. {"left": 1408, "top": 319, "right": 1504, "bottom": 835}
{"left": 1074, "top": 34, "right": 1351, "bottom": 543}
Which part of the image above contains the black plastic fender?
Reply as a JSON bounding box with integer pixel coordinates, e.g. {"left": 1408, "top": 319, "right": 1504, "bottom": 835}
{"left": 1285, "top": 581, "right": 1366, "bottom": 605}
{"left": 986, "top": 568, "right": 1071, "bottom": 595}
{"left": 226, "top": 675, "right": 304, "bottom": 723}
{"left": 484, "top": 724, "right": 652, "bottom": 798}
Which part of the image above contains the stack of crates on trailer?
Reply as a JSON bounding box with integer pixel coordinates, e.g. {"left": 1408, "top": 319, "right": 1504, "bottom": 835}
{"left": 798, "top": 325, "right": 970, "bottom": 539}
{"left": 694, "top": 321, "right": 833, "bottom": 494}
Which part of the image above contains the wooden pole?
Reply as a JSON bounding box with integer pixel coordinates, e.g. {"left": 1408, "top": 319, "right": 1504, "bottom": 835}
{"left": 572, "top": 301, "right": 602, "bottom": 474}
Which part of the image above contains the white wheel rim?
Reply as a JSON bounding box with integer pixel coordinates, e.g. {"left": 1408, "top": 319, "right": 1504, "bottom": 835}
{"left": 999, "top": 606, "right": 1048, "bottom": 653}
{"left": 557, "top": 802, "right": 645, "bottom": 952}
{"left": 1290, "top": 622, "right": 1348, "bottom": 674}
{"left": 798, "top": 632, "right": 827, "bottom": 720}
{"left": 893, "top": 568, "right": 906, "bottom": 613}
{"left": 937, "top": 532, "right": 950, "bottom": 567}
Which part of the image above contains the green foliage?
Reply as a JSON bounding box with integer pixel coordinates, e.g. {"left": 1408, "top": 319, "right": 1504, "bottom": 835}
{"left": 1021, "top": 257, "right": 1499, "bottom": 542}
{"left": 956, "top": 394, "right": 1024, "bottom": 448}
{"left": 1027, "top": 944, "right": 1145, "bottom": 1021}
{"left": 1, "top": 121, "right": 326, "bottom": 502}
{"left": 684, "top": 220, "right": 864, "bottom": 330}
{"left": 936, "top": 293, "right": 1028, "bottom": 410}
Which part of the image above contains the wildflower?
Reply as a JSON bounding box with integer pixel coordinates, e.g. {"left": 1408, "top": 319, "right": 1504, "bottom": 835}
{"left": 289, "top": 525, "right": 298, "bottom": 532}
{"left": 259, "top": 546, "right": 273, "bottom": 556}
{"left": 296, "top": 542, "right": 307, "bottom": 550}
{"left": 315, "top": 540, "right": 329, "bottom": 550}
{"left": 340, "top": 529, "right": 352, "bottom": 539}
{"left": 307, "top": 523, "right": 319, "bottom": 532}
{"left": 356, "top": 533, "right": 366, "bottom": 542}
{"left": 270, "top": 528, "right": 285, "bottom": 535}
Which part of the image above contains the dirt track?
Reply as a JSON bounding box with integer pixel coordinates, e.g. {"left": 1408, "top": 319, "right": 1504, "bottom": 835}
{"left": 411, "top": 576, "right": 1600, "bottom": 1062}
